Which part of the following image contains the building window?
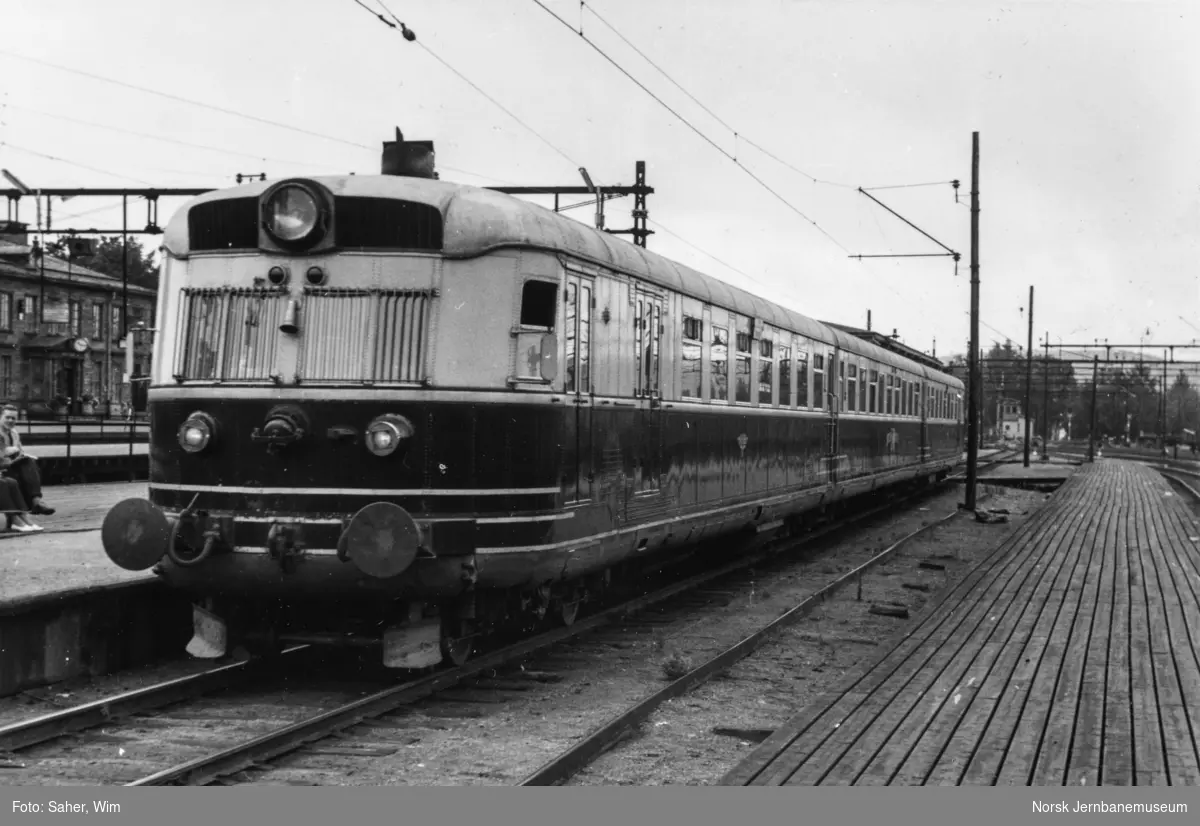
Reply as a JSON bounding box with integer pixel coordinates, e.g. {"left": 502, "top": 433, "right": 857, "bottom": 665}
{"left": 0, "top": 293, "right": 11, "bottom": 332}
{"left": 92, "top": 303, "right": 106, "bottom": 340}
{"left": 23, "top": 294, "right": 38, "bottom": 330}
{"left": 111, "top": 305, "right": 123, "bottom": 339}
{"left": 69, "top": 301, "right": 82, "bottom": 337}
{"left": 0, "top": 355, "right": 11, "bottom": 399}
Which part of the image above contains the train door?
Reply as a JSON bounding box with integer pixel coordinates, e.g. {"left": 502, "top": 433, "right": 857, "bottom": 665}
{"left": 563, "top": 273, "right": 594, "bottom": 504}
{"left": 634, "top": 289, "right": 664, "bottom": 495}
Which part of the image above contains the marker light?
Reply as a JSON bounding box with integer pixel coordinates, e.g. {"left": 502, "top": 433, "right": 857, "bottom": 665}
{"left": 178, "top": 412, "right": 217, "bottom": 454}
{"left": 365, "top": 414, "right": 414, "bottom": 457}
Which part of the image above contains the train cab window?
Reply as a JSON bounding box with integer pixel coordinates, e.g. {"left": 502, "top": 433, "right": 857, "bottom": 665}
{"left": 681, "top": 316, "right": 703, "bottom": 398}
{"left": 778, "top": 345, "right": 791, "bottom": 407}
{"left": 520, "top": 281, "right": 558, "bottom": 329}
{"left": 796, "top": 347, "right": 809, "bottom": 407}
{"left": 711, "top": 325, "right": 729, "bottom": 401}
{"left": 735, "top": 332, "right": 752, "bottom": 403}
{"left": 758, "top": 338, "right": 774, "bottom": 405}
{"left": 812, "top": 353, "right": 825, "bottom": 410}
{"left": 846, "top": 364, "right": 857, "bottom": 412}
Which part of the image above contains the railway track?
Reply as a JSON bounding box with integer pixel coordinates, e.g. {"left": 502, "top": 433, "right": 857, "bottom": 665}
{"left": 0, "top": 451, "right": 1018, "bottom": 786}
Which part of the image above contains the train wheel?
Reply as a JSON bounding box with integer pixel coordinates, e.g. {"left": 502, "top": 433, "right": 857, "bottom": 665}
{"left": 440, "top": 618, "right": 475, "bottom": 667}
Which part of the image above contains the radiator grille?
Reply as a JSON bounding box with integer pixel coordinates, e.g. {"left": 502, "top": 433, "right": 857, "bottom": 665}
{"left": 174, "top": 288, "right": 287, "bottom": 381}
{"left": 298, "top": 288, "right": 430, "bottom": 382}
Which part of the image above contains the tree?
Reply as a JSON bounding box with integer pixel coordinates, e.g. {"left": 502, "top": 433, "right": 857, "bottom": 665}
{"left": 45, "top": 235, "right": 158, "bottom": 289}
{"left": 1168, "top": 371, "right": 1200, "bottom": 436}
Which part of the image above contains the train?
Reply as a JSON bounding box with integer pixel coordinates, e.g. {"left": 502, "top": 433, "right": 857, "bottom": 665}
{"left": 100, "top": 131, "right": 965, "bottom": 669}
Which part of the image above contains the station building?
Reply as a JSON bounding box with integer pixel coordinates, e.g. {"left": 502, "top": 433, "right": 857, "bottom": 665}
{"left": 0, "top": 221, "right": 156, "bottom": 418}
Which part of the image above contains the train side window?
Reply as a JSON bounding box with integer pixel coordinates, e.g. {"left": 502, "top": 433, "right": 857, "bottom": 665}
{"left": 859, "top": 362, "right": 867, "bottom": 412}
{"left": 846, "top": 363, "right": 857, "bottom": 412}
{"left": 710, "top": 325, "right": 729, "bottom": 401}
{"left": 520, "top": 280, "right": 557, "bottom": 329}
{"left": 812, "top": 353, "right": 825, "bottom": 410}
{"left": 795, "top": 345, "right": 809, "bottom": 407}
{"left": 580, "top": 285, "right": 591, "bottom": 392}
{"left": 838, "top": 358, "right": 846, "bottom": 410}
{"left": 778, "top": 344, "right": 791, "bottom": 408}
{"left": 564, "top": 282, "right": 578, "bottom": 392}
{"left": 634, "top": 293, "right": 663, "bottom": 398}
{"left": 869, "top": 369, "right": 878, "bottom": 413}
{"left": 681, "top": 316, "right": 703, "bottom": 398}
{"left": 758, "top": 338, "right": 774, "bottom": 405}
{"left": 735, "top": 331, "right": 752, "bottom": 403}
{"left": 564, "top": 278, "right": 592, "bottom": 394}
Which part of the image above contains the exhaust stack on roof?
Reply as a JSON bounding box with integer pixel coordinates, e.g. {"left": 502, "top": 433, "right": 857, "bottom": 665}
{"left": 381, "top": 127, "right": 437, "bottom": 179}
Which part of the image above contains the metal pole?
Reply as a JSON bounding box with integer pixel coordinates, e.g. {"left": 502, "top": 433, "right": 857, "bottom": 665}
{"left": 1161, "top": 350, "right": 1168, "bottom": 453}
{"left": 1042, "top": 332, "right": 1050, "bottom": 459}
{"left": 965, "top": 132, "right": 981, "bottom": 510}
{"left": 123, "top": 196, "right": 134, "bottom": 481}
{"left": 1023, "top": 286, "right": 1033, "bottom": 468}
{"left": 1088, "top": 355, "right": 1099, "bottom": 463}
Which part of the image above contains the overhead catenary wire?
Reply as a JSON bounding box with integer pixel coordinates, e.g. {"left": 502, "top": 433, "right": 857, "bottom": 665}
{"left": 579, "top": 1, "right": 858, "bottom": 190}
{"left": 0, "top": 49, "right": 371, "bottom": 152}
{"left": 0, "top": 142, "right": 156, "bottom": 187}
{"left": 0, "top": 56, "right": 509, "bottom": 185}
{"left": 530, "top": 0, "right": 850, "bottom": 255}
{"left": 360, "top": 0, "right": 587, "bottom": 178}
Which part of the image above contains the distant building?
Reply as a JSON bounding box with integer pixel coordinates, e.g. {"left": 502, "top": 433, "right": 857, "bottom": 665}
{"left": 0, "top": 221, "right": 155, "bottom": 417}
{"left": 996, "top": 397, "right": 1030, "bottom": 441}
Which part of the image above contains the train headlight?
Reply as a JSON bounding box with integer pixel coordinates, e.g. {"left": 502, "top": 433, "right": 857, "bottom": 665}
{"left": 263, "top": 184, "right": 322, "bottom": 246}
{"left": 178, "top": 411, "right": 217, "bottom": 454}
{"left": 365, "top": 414, "right": 414, "bottom": 458}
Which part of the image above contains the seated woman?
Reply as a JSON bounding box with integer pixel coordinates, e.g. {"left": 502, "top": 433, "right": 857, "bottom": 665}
{"left": 0, "top": 475, "right": 42, "bottom": 533}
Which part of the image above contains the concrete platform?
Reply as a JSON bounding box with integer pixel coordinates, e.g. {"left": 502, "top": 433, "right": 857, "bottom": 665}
{"left": 0, "top": 482, "right": 153, "bottom": 606}
{"left": 721, "top": 460, "right": 1200, "bottom": 786}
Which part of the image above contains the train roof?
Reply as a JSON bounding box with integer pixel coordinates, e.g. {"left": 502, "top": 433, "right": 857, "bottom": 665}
{"left": 163, "top": 175, "right": 961, "bottom": 388}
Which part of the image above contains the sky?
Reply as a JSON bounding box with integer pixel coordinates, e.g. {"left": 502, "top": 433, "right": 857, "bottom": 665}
{"left": 2, "top": 0, "right": 1198, "bottom": 362}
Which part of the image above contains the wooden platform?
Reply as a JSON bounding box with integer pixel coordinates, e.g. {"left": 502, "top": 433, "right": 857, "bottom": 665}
{"left": 721, "top": 460, "right": 1200, "bottom": 786}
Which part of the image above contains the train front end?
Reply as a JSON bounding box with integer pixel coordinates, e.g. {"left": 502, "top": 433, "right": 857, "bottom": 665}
{"left": 98, "top": 135, "right": 536, "bottom": 669}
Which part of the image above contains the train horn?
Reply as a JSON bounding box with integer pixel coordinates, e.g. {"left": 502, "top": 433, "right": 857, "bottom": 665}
{"left": 280, "top": 299, "right": 300, "bottom": 334}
